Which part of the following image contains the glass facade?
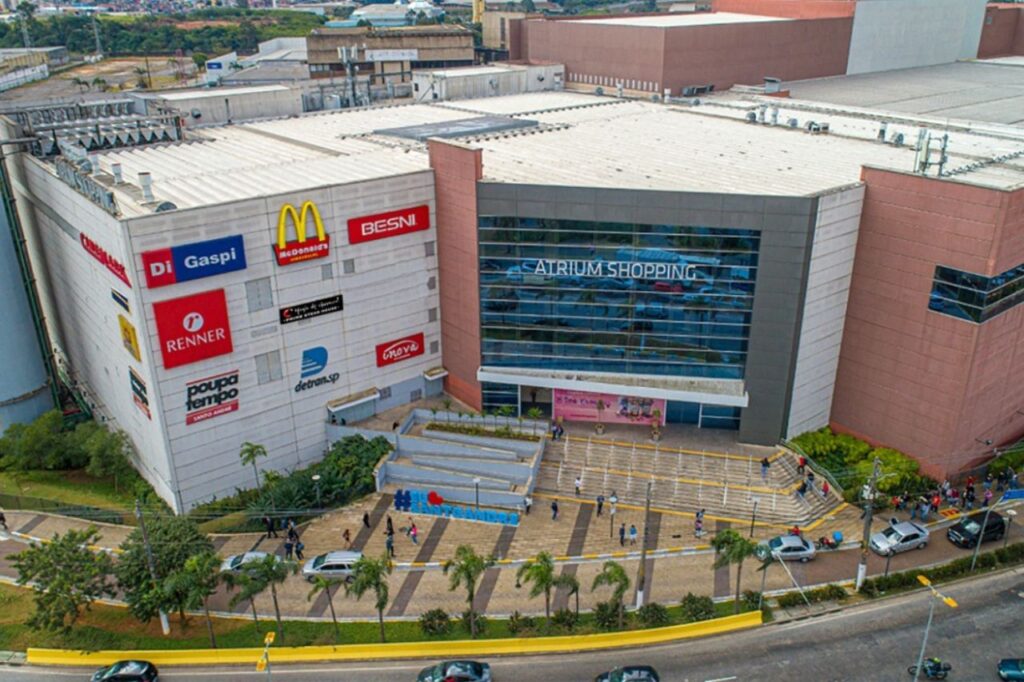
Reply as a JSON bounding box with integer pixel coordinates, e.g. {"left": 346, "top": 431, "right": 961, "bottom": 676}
{"left": 929, "top": 262, "right": 1024, "bottom": 323}
{"left": 478, "top": 216, "right": 760, "bottom": 428}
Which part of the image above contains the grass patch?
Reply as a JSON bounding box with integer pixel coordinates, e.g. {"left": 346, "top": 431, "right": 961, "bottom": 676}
{"left": 425, "top": 422, "right": 542, "bottom": 443}
{"left": 0, "top": 470, "right": 135, "bottom": 515}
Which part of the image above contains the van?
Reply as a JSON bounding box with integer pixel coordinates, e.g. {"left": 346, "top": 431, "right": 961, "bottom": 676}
{"left": 302, "top": 550, "right": 363, "bottom": 583}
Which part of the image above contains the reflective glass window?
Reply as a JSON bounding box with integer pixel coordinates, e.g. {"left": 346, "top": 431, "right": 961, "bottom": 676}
{"left": 928, "top": 262, "right": 1024, "bottom": 323}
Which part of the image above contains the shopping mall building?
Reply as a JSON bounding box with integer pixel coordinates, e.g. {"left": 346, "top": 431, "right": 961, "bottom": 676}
{"left": 3, "top": 85, "right": 1022, "bottom": 509}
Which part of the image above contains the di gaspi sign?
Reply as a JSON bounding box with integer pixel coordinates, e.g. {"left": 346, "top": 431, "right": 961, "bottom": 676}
{"left": 274, "top": 201, "right": 330, "bottom": 266}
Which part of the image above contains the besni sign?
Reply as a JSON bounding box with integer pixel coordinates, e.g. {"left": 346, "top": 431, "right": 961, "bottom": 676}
{"left": 153, "top": 289, "right": 233, "bottom": 369}
{"left": 295, "top": 346, "right": 340, "bottom": 393}
{"left": 279, "top": 295, "right": 343, "bottom": 324}
{"left": 348, "top": 205, "right": 430, "bottom": 245}
{"left": 80, "top": 233, "right": 131, "bottom": 287}
{"left": 141, "top": 235, "right": 247, "bottom": 288}
{"left": 185, "top": 370, "right": 239, "bottom": 425}
{"left": 376, "top": 333, "right": 425, "bottom": 367}
{"left": 274, "top": 201, "right": 330, "bottom": 266}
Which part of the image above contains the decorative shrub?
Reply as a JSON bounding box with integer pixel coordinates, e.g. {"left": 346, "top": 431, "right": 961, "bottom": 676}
{"left": 776, "top": 583, "right": 848, "bottom": 608}
{"left": 507, "top": 610, "right": 536, "bottom": 635}
{"left": 425, "top": 422, "right": 540, "bottom": 443}
{"left": 679, "top": 592, "right": 715, "bottom": 622}
{"left": 859, "top": 543, "right": 1024, "bottom": 597}
{"left": 418, "top": 608, "right": 452, "bottom": 636}
{"left": 551, "top": 608, "right": 578, "bottom": 630}
{"left": 636, "top": 602, "right": 669, "bottom": 628}
{"left": 593, "top": 600, "right": 626, "bottom": 630}
{"left": 741, "top": 590, "right": 763, "bottom": 611}
{"left": 459, "top": 609, "right": 487, "bottom": 634}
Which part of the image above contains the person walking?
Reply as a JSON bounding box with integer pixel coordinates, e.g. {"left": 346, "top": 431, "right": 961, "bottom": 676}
{"left": 263, "top": 515, "right": 278, "bottom": 539}
{"left": 551, "top": 500, "right": 559, "bottom": 521}
{"left": 820, "top": 480, "right": 830, "bottom": 499}
{"left": 284, "top": 539, "right": 294, "bottom": 561}
{"left": 760, "top": 457, "right": 770, "bottom": 480}
{"left": 386, "top": 515, "right": 394, "bottom": 536}
{"left": 797, "top": 455, "right": 807, "bottom": 475}
{"left": 966, "top": 487, "right": 977, "bottom": 511}
{"left": 694, "top": 516, "right": 704, "bottom": 538}
{"left": 362, "top": 512, "right": 371, "bottom": 529}
{"left": 619, "top": 522, "right": 626, "bottom": 547}
{"left": 342, "top": 528, "right": 352, "bottom": 549}
{"left": 385, "top": 533, "right": 395, "bottom": 559}
{"left": 0, "top": 510, "right": 7, "bottom": 532}
{"left": 286, "top": 518, "right": 297, "bottom": 535}
{"left": 574, "top": 476, "right": 582, "bottom": 497}
{"left": 919, "top": 498, "right": 931, "bottom": 522}
{"left": 983, "top": 488, "right": 993, "bottom": 508}
{"left": 797, "top": 480, "right": 807, "bottom": 499}
{"left": 984, "top": 473, "right": 994, "bottom": 491}
{"left": 551, "top": 422, "right": 559, "bottom": 441}
{"left": 409, "top": 521, "right": 419, "bottom": 545}
{"left": 295, "top": 539, "right": 305, "bottom": 561}
{"left": 524, "top": 495, "right": 533, "bottom": 515}
{"left": 806, "top": 471, "right": 816, "bottom": 491}
{"left": 629, "top": 524, "right": 638, "bottom": 546}
{"left": 596, "top": 494, "right": 605, "bottom": 517}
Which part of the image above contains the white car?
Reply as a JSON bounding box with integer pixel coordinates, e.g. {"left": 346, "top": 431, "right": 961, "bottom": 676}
{"left": 220, "top": 551, "right": 277, "bottom": 573}
{"left": 302, "top": 550, "right": 362, "bottom": 583}
{"left": 870, "top": 520, "right": 930, "bottom": 556}
{"left": 761, "top": 534, "right": 816, "bottom": 562}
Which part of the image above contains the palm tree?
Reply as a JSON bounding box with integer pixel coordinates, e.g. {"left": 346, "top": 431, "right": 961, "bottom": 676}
{"left": 711, "top": 528, "right": 759, "bottom": 614}
{"left": 556, "top": 572, "right": 580, "bottom": 617}
{"left": 239, "top": 442, "right": 268, "bottom": 489}
{"left": 133, "top": 65, "right": 148, "bottom": 89}
{"left": 223, "top": 570, "right": 262, "bottom": 627}
{"left": 498, "top": 405, "right": 515, "bottom": 429}
{"left": 164, "top": 551, "right": 221, "bottom": 647}
{"left": 515, "top": 551, "right": 557, "bottom": 623}
{"left": 526, "top": 407, "right": 543, "bottom": 435}
{"left": 246, "top": 555, "right": 297, "bottom": 641}
{"left": 443, "top": 545, "right": 496, "bottom": 638}
{"left": 347, "top": 554, "right": 393, "bottom": 643}
{"left": 442, "top": 398, "right": 452, "bottom": 423}
{"left": 307, "top": 575, "right": 346, "bottom": 643}
{"left": 70, "top": 76, "right": 89, "bottom": 92}
{"left": 592, "top": 560, "right": 630, "bottom": 628}
{"left": 91, "top": 76, "right": 108, "bottom": 92}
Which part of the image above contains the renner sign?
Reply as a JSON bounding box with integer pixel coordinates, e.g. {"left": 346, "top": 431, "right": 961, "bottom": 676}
{"left": 347, "top": 205, "right": 430, "bottom": 245}
{"left": 141, "top": 235, "right": 247, "bottom": 288}
{"left": 153, "top": 289, "right": 233, "bottom": 369}
{"left": 376, "top": 333, "right": 425, "bottom": 367}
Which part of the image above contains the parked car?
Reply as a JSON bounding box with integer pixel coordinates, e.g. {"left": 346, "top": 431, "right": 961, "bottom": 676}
{"left": 219, "top": 551, "right": 277, "bottom": 573}
{"left": 594, "top": 665, "right": 660, "bottom": 682}
{"left": 416, "top": 660, "right": 491, "bottom": 682}
{"left": 761, "top": 534, "right": 816, "bottom": 562}
{"left": 946, "top": 511, "right": 1006, "bottom": 548}
{"left": 998, "top": 658, "right": 1024, "bottom": 680}
{"left": 302, "top": 550, "right": 362, "bottom": 583}
{"left": 91, "top": 660, "right": 158, "bottom": 682}
{"left": 869, "top": 520, "right": 929, "bottom": 556}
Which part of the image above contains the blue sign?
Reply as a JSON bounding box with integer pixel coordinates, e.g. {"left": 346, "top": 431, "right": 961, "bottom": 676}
{"left": 207, "top": 62, "right": 223, "bottom": 70}
{"left": 301, "top": 347, "right": 328, "bottom": 378}
{"left": 394, "top": 489, "right": 520, "bottom": 526}
{"left": 1002, "top": 489, "right": 1024, "bottom": 501}
{"left": 142, "top": 235, "right": 247, "bottom": 288}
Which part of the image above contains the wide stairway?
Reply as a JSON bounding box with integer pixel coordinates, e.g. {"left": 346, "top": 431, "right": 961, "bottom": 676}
{"left": 535, "top": 435, "right": 839, "bottom": 526}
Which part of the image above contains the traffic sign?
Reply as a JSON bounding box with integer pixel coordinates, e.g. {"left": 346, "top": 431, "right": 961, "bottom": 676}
{"left": 264, "top": 631, "right": 276, "bottom": 645}
{"left": 256, "top": 657, "right": 266, "bottom": 672}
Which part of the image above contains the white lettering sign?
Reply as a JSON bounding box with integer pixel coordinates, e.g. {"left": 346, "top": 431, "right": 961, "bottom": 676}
{"left": 527, "top": 259, "right": 699, "bottom": 281}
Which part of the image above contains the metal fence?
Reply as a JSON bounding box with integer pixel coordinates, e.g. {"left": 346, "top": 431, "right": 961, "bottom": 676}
{"left": 0, "top": 492, "right": 130, "bottom": 526}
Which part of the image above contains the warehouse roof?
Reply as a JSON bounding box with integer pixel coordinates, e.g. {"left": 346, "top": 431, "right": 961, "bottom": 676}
{"left": 561, "top": 12, "right": 790, "bottom": 27}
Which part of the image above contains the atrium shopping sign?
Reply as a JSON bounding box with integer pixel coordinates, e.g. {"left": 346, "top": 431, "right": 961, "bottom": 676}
{"left": 274, "top": 201, "right": 330, "bottom": 266}
{"left": 527, "top": 259, "right": 700, "bottom": 281}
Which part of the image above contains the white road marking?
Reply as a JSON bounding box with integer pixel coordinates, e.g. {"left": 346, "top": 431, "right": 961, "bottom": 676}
{"left": 705, "top": 676, "right": 738, "bottom": 682}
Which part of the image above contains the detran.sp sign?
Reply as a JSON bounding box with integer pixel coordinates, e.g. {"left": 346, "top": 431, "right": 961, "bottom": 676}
{"left": 375, "top": 332, "right": 425, "bottom": 367}
{"left": 274, "top": 201, "right": 330, "bottom": 266}
{"left": 153, "top": 289, "right": 233, "bottom": 369}
{"left": 141, "top": 235, "right": 247, "bottom": 288}
{"left": 347, "top": 205, "right": 429, "bottom": 245}
{"left": 185, "top": 369, "right": 239, "bottom": 425}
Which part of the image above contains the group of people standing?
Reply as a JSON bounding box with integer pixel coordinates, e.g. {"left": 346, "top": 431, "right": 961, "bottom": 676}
{"left": 895, "top": 469, "right": 1017, "bottom": 520}
{"left": 261, "top": 515, "right": 305, "bottom": 561}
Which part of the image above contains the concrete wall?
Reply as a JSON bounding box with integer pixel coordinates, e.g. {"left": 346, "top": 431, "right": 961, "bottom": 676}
{"left": 978, "top": 4, "right": 1024, "bottom": 59}
{"left": 162, "top": 88, "right": 303, "bottom": 126}
{"left": 786, "top": 184, "right": 864, "bottom": 439}
{"left": 831, "top": 168, "right": 1024, "bottom": 478}
{"left": 846, "top": 0, "right": 988, "bottom": 75}
{"left": 712, "top": 0, "right": 856, "bottom": 18}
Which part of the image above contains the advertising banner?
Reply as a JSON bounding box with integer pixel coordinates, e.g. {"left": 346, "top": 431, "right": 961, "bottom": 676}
{"left": 141, "top": 235, "right": 247, "bottom": 288}
{"left": 552, "top": 389, "right": 666, "bottom": 425}
{"left": 347, "top": 205, "right": 430, "bottom": 245}
{"left": 185, "top": 369, "right": 240, "bottom": 425}
{"left": 129, "top": 368, "right": 150, "bottom": 419}
{"left": 153, "top": 289, "right": 233, "bottom": 369}
{"left": 274, "top": 201, "right": 330, "bottom": 266}
{"left": 294, "top": 346, "right": 340, "bottom": 393}
{"left": 376, "top": 332, "right": 425, "bottom": 367}
{"left": 118, "top": 314, "right": 141, "bottom": 361}
{"left": 279, "top": 294, "right": 343, "bottom": 324}
{"left": 80, "top": 233, "right": 131, "bottom": 287}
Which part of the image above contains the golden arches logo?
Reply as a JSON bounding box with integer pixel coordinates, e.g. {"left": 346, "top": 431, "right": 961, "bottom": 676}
{"left": 273, "top": 200, "right": 331, "bottom": 266}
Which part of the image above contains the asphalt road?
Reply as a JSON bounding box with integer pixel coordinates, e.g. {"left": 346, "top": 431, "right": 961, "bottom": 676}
{"left": 4, "top": 567, "right": 1022, "bottom": 682}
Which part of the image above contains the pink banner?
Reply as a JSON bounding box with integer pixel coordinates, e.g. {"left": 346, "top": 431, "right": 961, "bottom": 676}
{"left": 552, "top": 389, "right": 666, "bottom": 426}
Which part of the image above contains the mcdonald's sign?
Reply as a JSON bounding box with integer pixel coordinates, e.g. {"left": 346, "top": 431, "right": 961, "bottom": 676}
{"left": 273, "top": 201, "right": 330, "bottom": 266}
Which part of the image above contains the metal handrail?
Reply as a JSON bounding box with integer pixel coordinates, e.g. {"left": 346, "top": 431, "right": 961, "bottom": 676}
{"left": 782, "top": 439, "right": 845, "bottom": 498}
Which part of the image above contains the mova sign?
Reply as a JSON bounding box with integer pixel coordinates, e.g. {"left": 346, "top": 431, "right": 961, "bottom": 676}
{"left": 394, "top": 489, "right": 519, "bottom": 526}
{"left": 142, "top": 235, "right": 247, "bottom": 288}
{"left": 527, "top": 259, "right": 700, "bottom": 281}
{"left": 375, "top": 333, "right": 424, "bottom": 367}
{"left": 347, "top": 205, "right": 430, "bottom": 245}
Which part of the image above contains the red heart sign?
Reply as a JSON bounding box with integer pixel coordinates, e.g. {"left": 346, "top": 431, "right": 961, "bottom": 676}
{"left": 427, "top": 491, "right": 444, "bottom": 506}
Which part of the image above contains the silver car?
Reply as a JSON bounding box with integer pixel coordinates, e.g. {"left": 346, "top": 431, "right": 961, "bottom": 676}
{"left": 302, "top": 550, "right": 362, "bottom": 583}
{"left": 220, "top": 551, "right": 277, "bottom": 573}
{"left": 870, "top": 520, "right": 929, "bottom": 556}
{"left": 761, "top": 535, "right": 816, "bottom": 562}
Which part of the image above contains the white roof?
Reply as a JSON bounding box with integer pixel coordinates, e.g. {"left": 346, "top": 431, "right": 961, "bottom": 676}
{"left": 417, "top": 65, "right": 523, "bottom": 78}
{"left": 157, "top": 85, "right": 291, "bottom": 101}
{"left": 563, "top": 12, "right": 789, "bottom": 27}
{"left": 437, "top": 91, "right": 607, "bottom": 116}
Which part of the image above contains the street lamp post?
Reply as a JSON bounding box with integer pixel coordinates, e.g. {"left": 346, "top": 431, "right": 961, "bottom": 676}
{"left": 749, "top": 497, "right": 760, "bottom": 538}
{"left": 473, "top": 477, "right": 481, "bottom": 510}
{"left": 971, "top": 492, "right": 1007, "bottom": 571}
{"left": 312, "top": 474, "right": 322, "bottom": 509}
{"left": 609, "top": 493, "right": 618, "bottom": 539}
{"left": 912, "top": 575, "right": 957, "bottom": 682}
{"left": 1005, "top": 509, "right": 1017, "bottom": 549}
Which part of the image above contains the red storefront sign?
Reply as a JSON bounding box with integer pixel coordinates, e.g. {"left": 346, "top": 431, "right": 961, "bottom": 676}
{"left": 153, "top": 289, "right": 233, "bottom": 369}
{"left": 347, "top": 205, "right": 430, "bottom": 245}
{"left": 376, "top": 333, "right": 425, "bottom": 367}
{"left": 80, "top": 233, "right": 131, "bottom": 287}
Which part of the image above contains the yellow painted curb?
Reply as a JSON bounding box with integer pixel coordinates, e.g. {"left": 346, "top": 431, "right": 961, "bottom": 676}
{"left": 27, "top": 612, "right": 762, "bottom": 667}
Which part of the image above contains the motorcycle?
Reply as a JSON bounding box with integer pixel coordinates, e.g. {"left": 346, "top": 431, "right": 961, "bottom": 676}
{"left": 815, "top": 531, "right": 844, "bottom": 551}
{"left": 907, "top": 658, "right": 952, "bottom": 680}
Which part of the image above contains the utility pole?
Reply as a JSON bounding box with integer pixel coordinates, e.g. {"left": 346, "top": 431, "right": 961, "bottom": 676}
{"left": 856, "top": 458, "right": 882, "bottom": 591}
{"left": 19, "top": 16, "right": 31, "bottom": 49}
{"left": 635, "top": 480, "right": 652, "bottom": 608}
{"left": 135, "top": 500, "right": 170, "bottom": 636}
{"left": 91, "top": 14, "right": 103, "bottom": 58}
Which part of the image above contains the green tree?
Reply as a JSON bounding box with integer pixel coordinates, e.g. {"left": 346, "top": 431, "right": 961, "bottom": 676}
{"left": 498, "top": 404, "right": 515, "bottom": 429}
{"left": 522, "top": 0, "right": 536, "bottom": 11}
{"left": 591, "top": 560, "right": 630, "bottom": 628}
{"left": 0, "top": 410, "right": 65, "bottom": 470}
{"left": 306, "top": 575, "right": 345, "bottom": 643}
{"left": 11, "top": 528, "right": 114, "bottom": 633}
{"left": 91, "top": 76, "right": 109, "bottom": 92}
{"left": 191, "top": 52, "right": 208, "bottom": 70}
{"left": 116, "top": 513, "right": 212, "bottom": 624}
{"left": 163, "top": 551, "right": 222, "bottom": 647}
{"left": 526, "top": 407, "right": 543, "bottom": 435}
{"left": 223, "top": 570, "right": 262, "bottom": 626}
{"left": 515, "top": 551, "right": 557, "bottom": 623}
{"left": 83, "top": 429, "right": 136, "bottom": 492}
{"left": 70, "top": 75, "right": 90, "bottom": 92}
{"left": 711, "top": 528, "right": 759, "bottom": 614}
{"left": 443, "top": 544, "right": 496, "bottom": 638}
{"left": 245, "top": 554, "right": 298, "bottom": 641}
{"left": 346, "top": 554, "right": 393, "bottom": 643}
{"left": 239, "top": 441, "right": 268, "bottom": 489}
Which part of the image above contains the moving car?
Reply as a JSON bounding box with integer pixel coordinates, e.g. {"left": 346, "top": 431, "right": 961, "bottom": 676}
{"left": 91, "top": 661, "right": 158, "bottom": 681}
{"left": 946, "top": 511, "right": 1006, "bottom": 548}
{"left": 416, "top": 660, "right": 492, "bottom": 682}
{"left": 998, "top": 658, "right": 1024, "bottom": 680}
{"left": 594, "top": 666, "right": 660, "bottom": 682}
{"left": 869, "top": 520, "right": 929, "bottom": 556}
{"left": 761, "top": 534, "right": 816, "bottom": 562}
{"left": 302, "top": 550, "right": 362, "bottom": 583}
{"left": 219, "top": 551, "right": 277, "bottom": 573}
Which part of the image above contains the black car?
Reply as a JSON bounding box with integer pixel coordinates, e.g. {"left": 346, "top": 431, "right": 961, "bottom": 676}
{"left": 594, "top": 666, "right": 660, "bottom": 682}
{"left": 91, "top": 661, "right": 158, "bottom": 682}
{"left": 946, "top": 511, "right": 1006, "bottom": 548}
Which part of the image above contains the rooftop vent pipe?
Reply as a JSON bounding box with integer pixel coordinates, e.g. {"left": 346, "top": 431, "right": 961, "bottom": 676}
{"left": 111, "top": 163, "right": 123, "bottom": 184}
{"left": 138, "top": 172, "right": 154, "bottom": 202}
